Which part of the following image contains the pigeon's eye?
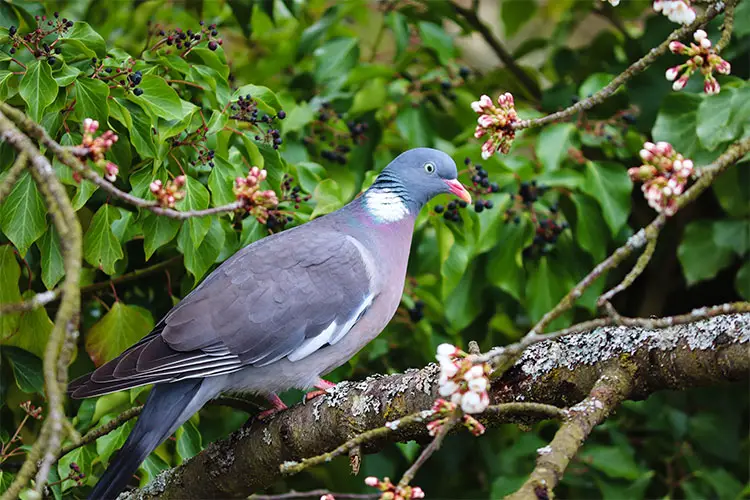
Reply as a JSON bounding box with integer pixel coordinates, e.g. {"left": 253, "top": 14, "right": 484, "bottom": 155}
{"left": 424, "top": 162, "right": 436, "bottom": 174}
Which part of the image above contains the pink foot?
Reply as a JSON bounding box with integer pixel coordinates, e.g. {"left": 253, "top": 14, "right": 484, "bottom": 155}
{"left": 257, "top": 393, "right": 288, "bottom": 420}
{"left": 303, "top": 379, "right": 336, "bottom": 402}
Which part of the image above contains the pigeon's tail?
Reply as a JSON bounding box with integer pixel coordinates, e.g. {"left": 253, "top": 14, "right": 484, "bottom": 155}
{"left": 88, "top": 379, "right": 215, "bottom": 500}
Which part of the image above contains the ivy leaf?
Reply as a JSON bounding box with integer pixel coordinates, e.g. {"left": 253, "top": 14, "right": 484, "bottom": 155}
{"left": 582, "top": 161, "right": 632, "bottom": 236}
{"left": 2, "top": 291, "right": 53, "bottom": 359}
{"left": 501, "top": 0, "right": 537, "bottom": 37}
{"left": 311, "top": 178, "right": 344, "bottom": 218}
{"left": 231, "top": 84, "right": 282, "bottom": 112}
{"left": 176, "top": 419, "right": 203, "bottom": 463}
{"left": 417, "top": 21, "right": 455, "bottom": 64}
{"left": 95, "top": 414, "right": 135, "bottom": 466}
{"left": 58, "top": 444, "right": 96, "bottom": 492}
{"left": 176, "top": 177, "right": 211, "bottom": 247}
{"left": 73, "top": 77, "right": 110, "bottom": 125}
{"left": 113, "top": 99, "right": 156, "bottom": 158}
{"left": 52, "top": 64, "right": 80, "bottom": 86}
{"left": 652, "top": 92, "right": 702, "bottom": 157}
{"left": 678, "top": 220, "right": 736, "bottom": 285}
{"left": 537, "top": 123, "right": 576, "bottom": 172}
{"left": 396, "top": 107, "right": 434, "bottom": 149}
{"left": 139, "top": 453, "right": 170, "bottom": 485}
{"left": 2, "top": 346, "right": 44, "bottom": 394}
{"left": 314, "top": 38, "right": 359, "bottom": 85}
{"left": 736, "top": 260, "right": 750, "bottom": 300}
{"left": 141, "top": 212, "right": 181, "bottom": 260}
{"left": 580, "top": 445, "right": 641, "bottom": 480}
{"left": 132, "top": 75, "right": 185, "bottom": 121}
{"left": 177, "top": 217, "right": 225, "bottom": 284}
{"left": 571, "top": 194, "right": 608, "bottom": 262}
{"left": 208, "top": 155, "right": 244, "bottom": 207}
{"left": 0, "top": 170, "right": 47, "bottom": 256}
{"left": 61, "top": 21, "right": 106, "bottom": 58}
{"left": 0, "top": 246, "right": 21, "bottom": 341}
{"left": 83, "top": 204, "right": 124, "bottom": 275}
{"left": 19, "top": 60, "right": 58, "bottom": 122}
{"left": 525, "top": 256, "right": 573, "bottom": 326}
{"left": 85, "top": 302, "right": 155, "bottom": 366}
{"left": 487, "top": 219, "right": 534, "bottom": 301}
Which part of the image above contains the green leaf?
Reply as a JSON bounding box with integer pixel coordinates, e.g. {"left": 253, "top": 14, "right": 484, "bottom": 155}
{"left": 487, "top": 219, "right": 533, "bottom": 300}
{"left": 83, "top": 204, "right": 124, "bottom": 275}
{"left": 131, "top": 75, "right": 185, "bottom": 121}
{"left": 176, "top": 419, "right": 202, "bottom": 463}
{"left": 295, "top": 162, "right": 326, "bottom": 195}
{"left": 113, "top": 99, "right": 156, "bottom": 158}
{"left": 396, "top": 106, "right": 434, "bottom": 148}
{"left": 85, "top": 302, "right": 155, "bottom": 366}
{"left": 141, "top": 212, "right": 181, "bottom": 261}
{"left": 736, "top": 260, "right": 750, "bottom": 300}
{"left": 386, "top": 12, "right": 409, "bottom": 57}
{"left": 0, "top": 246, "right": 22, "bottom": 340}
{"left": 525, "top": 256, "right": 572, "bottom": 324}
{"left": 582, "top": 161, "right": 631, "bottom": 236}
{"left": 176, "top": 177, "right": 211, "bottom": 247}
{"left": 282, "top": 102, "right": 316, "bottom": 134}
{"left": 0, "top": 171, "right": 47, "bottom": 256}
{"left": 418, "top": 21, "right": 455, "bottom": 63}
{"left": 571, "top": 194, "right": 608, "bottom": 262}
{"left": 537, "top": 123, "right": 576, "bottom": 172}
{"left": 19, "top": 60, "right": 58, "bottom": 122}
{"left": 652, "top": 92, "right": 702, "bottom": 157}
{"left": 314, "top": 38, "right": 360, "bottom": 84}
{"left": 581, "top": 445, "right": 642, "bottom": 480}
{"left": 712, "top": 219, "right": 750, "bottom": 256}
{"left": 311, "top": 178, "right": 344, "bottom": 218}
{"left": 62, "top": 21, "right": 106, "bottom": 58}
{"left": 696, "top": 89, "right": 738, "bottom": 151}
{"left": 73, "top": 77, "right": 110, "bottom": 125}
{"left": 52, "top": 64, "right": 80, "bottom": 86}
{"left": 208, "top": 155, "right": 245, "bottom": 207}
{"left": 0, "top": 69, "right": 18, "bottom": 101}
{"left": 711, "top": 163, "right": 749, "bottom": 217}
{"left": 350, "top": 78, "right": 387, "bottom": 116}
{"left": 2, "top": 291, "right": 53, "bottom": 359}
{"left": 701, "top": 468, "right": 744, "bottom": 500}
{"left": 206, "top": 110, "right": 228, "bottom": 136}
{"left": 444, "top": 261, "right": 483, "bottom": 332}
{"left": 177, "top": 217, "right": 225, "bottom": 283}
{"left": 2, "top": 346, "right": 44, "bottom": 394}
{"left": 678, "top": 220, "right": 737, "bottom": 285}
{"left": 297, "top": 5, "right": 340, "bottom": 57}
{"left": 57, "top": 444, "right": 96, "bottom": 491}
{"left": 139, "top": 453, "right": 170, "bottom": 485}
{"left": 501, "top": 0, "right": 537, "bottom": 37}
{"left": 578, "top": 73, "right": 615, "bottom": 100}
{"left": 232, "top": 84, "right": 282, "bottom": 112}
{"left": 95, "top": 414, "right": 135, "bottom": 466}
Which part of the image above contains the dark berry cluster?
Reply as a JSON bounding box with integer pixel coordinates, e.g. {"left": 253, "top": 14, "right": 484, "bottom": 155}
{"left": 91, "top": 57, "right": 145, "bottom": 96}
{"left": 230, "top": 94, "right": 286, "bottom": 150}
{"left": 279, "top": 174, "right": 312, "bottom": 210}
{"left": 66, "top": 462, "right": 86, "bottom": 487}
{"left": 147, "top": 21, "right": 223, "bottom": 58}
{"left": 523, "top": 215, "right": 569, "bottom": 258}
{"left": 434, "top": 199, "right": 468, "bottom": 222}
{"left": 5, "top": 12, "right": 72, "bottom": 61}
{"left": 408, "top": 300, "right": 425, "bottom": 323}
{"left": 303, "top": 102, "right": 368, "bottom": 165}
{"left": 400, "top": 65, "right": 471, "bottom": 105}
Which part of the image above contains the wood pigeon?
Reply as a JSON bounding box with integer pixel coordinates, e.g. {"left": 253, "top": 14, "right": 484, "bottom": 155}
{"left": 69, "top": 147, "right": 472, "bottom": 498}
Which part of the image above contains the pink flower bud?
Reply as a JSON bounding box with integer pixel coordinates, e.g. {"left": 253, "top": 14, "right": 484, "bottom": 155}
{"left": 643, "top": 141, "right": 656, "bottom": 152}
{"left": 669, "top": 41, "right": 686, "bottom": 54}
{"left": 174, "top": 175, "right": 186, "bottom": 187}
{"left": 704, "top": 76, "right": 720, "bottom": 95}
{"left": 365, "top": 477, "right": 379, "bottom": 487}
{"left": 474, "top": 125, "right": 486, "bottom": 139}
{"left": 412, "top": 487, "right": 425, "bottom": 499}
{"left": 672, "top": 76, "right": 689, "bottom": 91}
{"left": 639, "top": 149, "right": 654, "bottom": 162}
{"left": 700, "top": 38, "right": 711, "bottom": 49}
{"left": 477, "top": 114, "right": 494, "bottom": 128}
{"left": 714, "top": 59, "right": 731, "bottom": 75}
{"left": 150, "top": 180, "right": 162, "bottom": 193}
{"left": 665, "top": 66, "right": 680, "bottom": 81}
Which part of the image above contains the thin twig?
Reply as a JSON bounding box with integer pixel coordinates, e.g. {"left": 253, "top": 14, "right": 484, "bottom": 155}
{"left": 0, "top": 103, "right": 243, "bottom": 220}
{"left": 58, "top": 406, "right": 142, "bottom": 458}
{"left": 507, "top": 365, "right": 634, "bottom": 499}
{"left": 512, "top": 3, "right": 722, "bottom": 130}
{"left": 598, "top": 236, "right": 658, "bottom": 306}
{"left": 716, "top": 0, "right": 737, "bottom": 52}
{"left": 0, "top": 152, "right": 28, "bottom": 203}
{"left": 249, "top": 491, "right": 378, "bottom": 500}
{"left": 397, "top": 414, "right": 457, "bottom": 488}
{"left": 451, "top": 2, "right": 542, "bottom": 100}
{"left": 0, "top": 289, "right": 60, "bottom": 315}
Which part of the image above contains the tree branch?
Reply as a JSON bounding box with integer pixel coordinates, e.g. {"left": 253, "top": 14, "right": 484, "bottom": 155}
{"left": 122, "top": 313, "right": 749, "bottom": 499}
{"left": 511, "top": 2, "right": 722, "bottom": 130}
{"left": 0, "top": 151, "right": 28, "bottom": 203}
{"left": 451, "top": 3, "right": 542, "bottom": 101}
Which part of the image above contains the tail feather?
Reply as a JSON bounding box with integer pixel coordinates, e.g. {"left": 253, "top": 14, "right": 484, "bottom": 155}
{"left": 87, "top": 379, "right": 212, "bottom": 499}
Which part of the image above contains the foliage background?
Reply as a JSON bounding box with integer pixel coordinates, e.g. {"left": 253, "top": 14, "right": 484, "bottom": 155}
{"left": 0, "top": 0, "right": 748, "bottom": 498}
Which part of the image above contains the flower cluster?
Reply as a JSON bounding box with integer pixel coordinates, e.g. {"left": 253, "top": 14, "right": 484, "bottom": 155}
{"left": 653, "top": 0, "right": 696, "bottom": 25}
{"left": 77, "top": 118, "right": 120, "bottom": 183}
{"left": 20, "top": 400, "right": 43, "bottom": 420}
{"left": 150, "top": 176, "right": 186, "bottom": 208}
{"left": 364, "top": 476, "right": 424, "bottom": 500}
{"left": 233, "top": 166, "right": 280, "bottom": 223}
{"left": 429, "top": 344, "right": 491, "bottom": 436}
{"left": 628, "top": 141, "right": 694, "bottom": 215}
{"left": 667, "top": 30, "right": 731, "bottom": 95}
{"left": 472, "top": 93, "right": 518, "bottom": 159}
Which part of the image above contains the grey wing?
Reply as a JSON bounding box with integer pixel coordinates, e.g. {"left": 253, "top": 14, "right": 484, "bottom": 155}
{"left": 69, "top": 225, "right": 375, "bottom": 398}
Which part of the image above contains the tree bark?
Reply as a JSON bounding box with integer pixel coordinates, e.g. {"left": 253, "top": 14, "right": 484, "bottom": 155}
{"left": 124, "top": 313, "right": 750, "bottom": 499}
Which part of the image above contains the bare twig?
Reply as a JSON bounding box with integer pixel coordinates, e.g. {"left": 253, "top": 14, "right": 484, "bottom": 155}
{"left": 396, "top": 414, "right": 457, "bottom": 489}
{"left": 0, "top": 151, "right": 28, "bottom": 203}
{"left": 598, "top": 236, "right": 658, "bottom": 306}
{"left": 0, "top": 103, "right": 243, "bottom": 220}
{"left": 0, "top": 289, "right": 60, "bottom": 315}
{"left": 511, "top": 3, "right": 722, "bottom": 130}
{"left": 451, "top": 3, "right": 542, "bottom": 100}
{"left": 58, "top": 406, "right": 143, "bottom": 458}
{"left": 507, "top": 365, "right": 634, "bottom": 499}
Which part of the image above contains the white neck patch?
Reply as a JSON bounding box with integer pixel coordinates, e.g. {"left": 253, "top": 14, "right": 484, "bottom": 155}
{"left": 364, "top": 189, "right": 410, "bottom": 223}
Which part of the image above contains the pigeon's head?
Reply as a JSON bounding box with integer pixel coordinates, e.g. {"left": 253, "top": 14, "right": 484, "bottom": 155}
{"left": 364, "top": 148, "right": 471, "bottom": 222}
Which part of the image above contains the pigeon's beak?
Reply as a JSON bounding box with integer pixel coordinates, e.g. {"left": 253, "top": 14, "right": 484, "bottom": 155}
{"left": 444, "top": 179, "right": 472, "bottom": 205}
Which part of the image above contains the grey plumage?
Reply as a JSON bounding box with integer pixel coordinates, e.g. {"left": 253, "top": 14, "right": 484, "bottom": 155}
{"left": 69, "top": 147, "right": 470, "bottom": 498}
